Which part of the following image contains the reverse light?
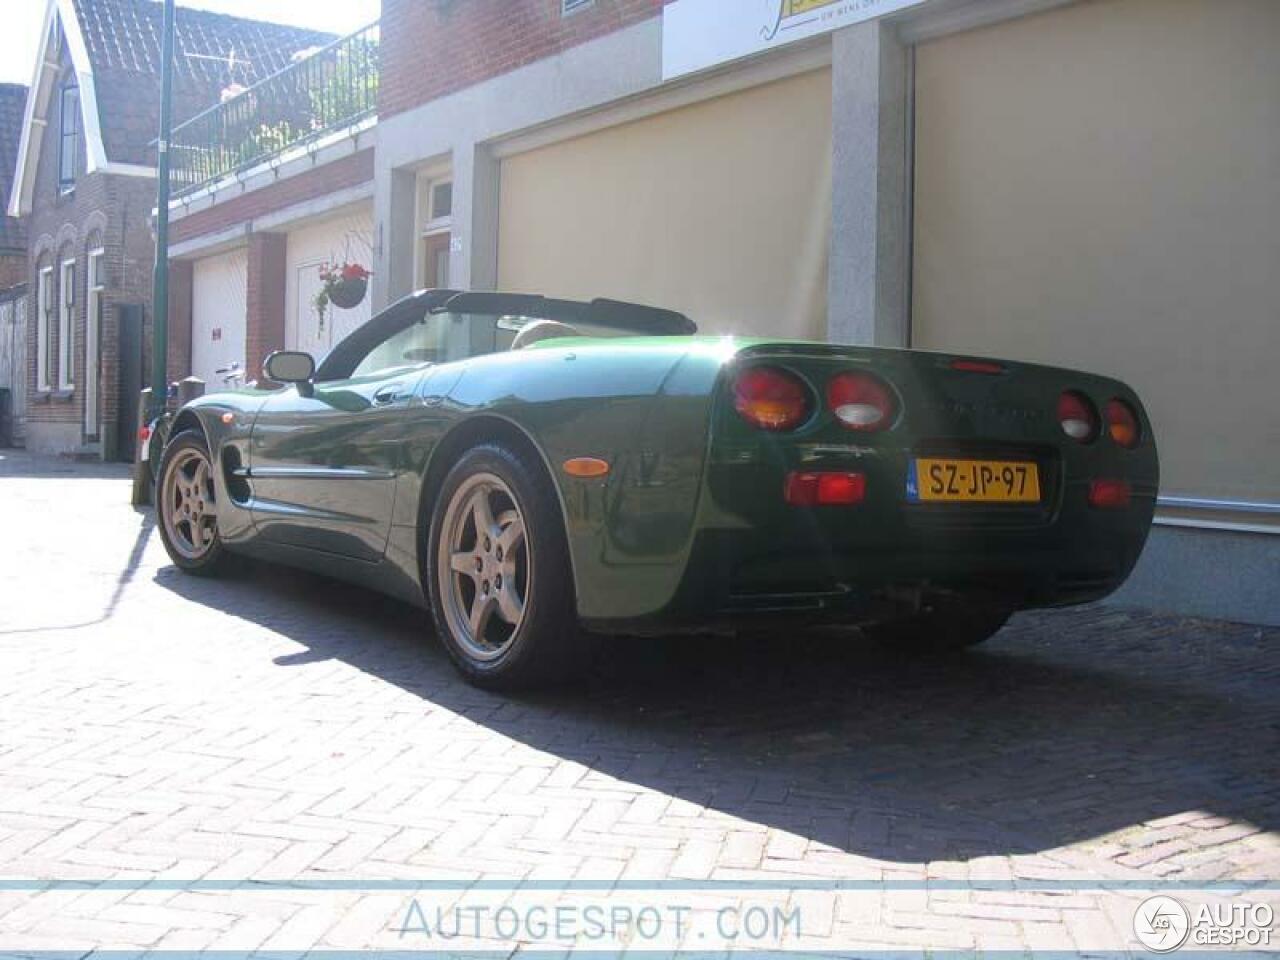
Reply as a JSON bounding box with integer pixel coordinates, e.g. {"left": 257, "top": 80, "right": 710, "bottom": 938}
{"left": 785, "top": 471, "right": 867, "bottom": 506}
{"left": 826, "top": 372, "right": 897, "bottom": 432}
{"left": 1088, "top": 479, "right": 1132, "bottom": 509}
{"left": 1057, "top": 391, "right": 1099, "bottom": 443}
{"left": 1106, "top": 399, "right": 1141, "bottom": 449}
{"left": 733, "top": 366, "right": 811, "bottom": 431}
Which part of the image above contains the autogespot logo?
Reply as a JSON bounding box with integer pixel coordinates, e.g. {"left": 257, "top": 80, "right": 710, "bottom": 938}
{"left": 1134, "top": 896, "right": 1192, "bottom": 953}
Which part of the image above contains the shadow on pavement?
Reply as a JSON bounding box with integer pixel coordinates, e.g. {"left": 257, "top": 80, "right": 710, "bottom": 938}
{"left": 155, "top": 556, "right": 1280, "bottom": 865}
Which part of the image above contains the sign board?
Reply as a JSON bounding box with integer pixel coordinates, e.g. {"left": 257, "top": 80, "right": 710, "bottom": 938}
{"left": 663, "top": 0, "right": 926, "bottom": 80}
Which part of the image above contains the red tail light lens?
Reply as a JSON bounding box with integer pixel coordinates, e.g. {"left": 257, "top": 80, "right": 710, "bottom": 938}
{"left": 826, "top": 372, "right": 897, "bottom": 432}
{"left": 1088, "top": 479, "right": 1132, "bottom": 509}
{"left": 732, "top": 366, "right": 811, "bottom": 431}
{"left": 1106, "top": 399, "right": 1141, "bottom": 449}
{"left": 1057, "top": 391, "right": 1099, "bottom": 443}
{"left": 784, "top": 471, "right": 867, "bottom": 506}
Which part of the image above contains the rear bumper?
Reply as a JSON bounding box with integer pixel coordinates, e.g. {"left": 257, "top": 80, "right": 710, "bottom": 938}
{"left": 586, "top": 454, "right": 1156, "bottom": 633}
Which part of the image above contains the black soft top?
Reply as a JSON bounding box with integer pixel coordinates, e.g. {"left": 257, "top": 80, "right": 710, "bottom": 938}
{"left": 314, "top": 289, "right": 696, "bottom": 381}
{"left": 424, "top": 289, "right": 696, "bottom": 336}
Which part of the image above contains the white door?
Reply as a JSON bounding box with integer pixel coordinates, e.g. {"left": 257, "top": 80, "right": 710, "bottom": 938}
{"left": 292, "top": 259, "right": 332, "bottom": 358}
{"left": 191, "top": 248, "right": 249, "bottom": 390}
{"left": 285, "top": 207, "right": 375, "bottom": 363}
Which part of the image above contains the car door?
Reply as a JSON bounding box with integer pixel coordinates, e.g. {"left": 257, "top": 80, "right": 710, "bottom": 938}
{"left": 248, "top": 366, "right": 427, "bottom": 561}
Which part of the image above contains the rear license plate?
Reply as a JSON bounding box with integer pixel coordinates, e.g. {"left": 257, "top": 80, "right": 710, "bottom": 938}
{"left": 907, "top": 458, "right": 1041, "bottom": 503}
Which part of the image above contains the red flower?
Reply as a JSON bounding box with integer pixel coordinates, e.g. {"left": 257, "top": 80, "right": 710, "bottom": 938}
{"left": 340, "top": 263, "right": 371, "bottom": 281}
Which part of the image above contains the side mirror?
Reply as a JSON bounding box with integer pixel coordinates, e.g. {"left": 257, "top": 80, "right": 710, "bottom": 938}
{"left": 263, "top": 350, "right": 315, "bottom": 385}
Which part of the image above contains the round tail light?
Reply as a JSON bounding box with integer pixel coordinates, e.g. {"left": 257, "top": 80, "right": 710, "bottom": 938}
{"left": 1057, "top": 391, "right": 1099, "bottom": 443}
{"left": 1106, "top": 398, "right": 1141, "bottom": 448}
{"left": 732, "top": 366, "right": 811, "bottom": 431}
{"left": 826, "top": 372, "right": 896, "bottom": 432}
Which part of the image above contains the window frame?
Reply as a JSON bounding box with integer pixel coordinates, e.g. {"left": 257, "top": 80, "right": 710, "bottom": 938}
{"left": 414, "top": 173, "right": 454, "bottom": 290}
{"left": 85, "top": 248, "right": 105, "bottom": 435}
{"left": 36, "top": 266, "right": 53, "bottom": 392}
{"left": 58, "top": 84, "right": 80, "bottom": 192}
{"left": 58, "top": 258, "right": 77, "bottom": 391}
{"left": 562, "top": 0, "right": 594, "bottom": 16}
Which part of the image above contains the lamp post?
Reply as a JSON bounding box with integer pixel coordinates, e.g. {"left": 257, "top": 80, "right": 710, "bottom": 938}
{"left": 132, "top": 0, "right": 175, "bottom": 506}
{"left": 149, "top": 0, "right": 175, "bottom": 421}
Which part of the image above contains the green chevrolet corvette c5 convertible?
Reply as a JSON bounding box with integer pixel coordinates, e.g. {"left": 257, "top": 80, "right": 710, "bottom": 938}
{"left": 156, "top": 289, "right": 1158, "bottom": 689}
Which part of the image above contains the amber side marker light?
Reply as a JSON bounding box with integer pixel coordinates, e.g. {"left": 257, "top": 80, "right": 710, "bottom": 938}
{"left": 220, "top": 412, "right": 235, "bottom": 425}
{"left": 563, "top": 457, "right": 610, "bottom": 478}
{"left": 785, "top": 471, "right": 867, "bottom": 506}
{"left": 1088, "top": 479, "right": 1132, "bottom": 509}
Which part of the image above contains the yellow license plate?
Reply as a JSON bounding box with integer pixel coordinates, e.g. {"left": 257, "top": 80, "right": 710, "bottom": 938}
{"left": 908, "top": 458, "right": 1041, "bottom": 503}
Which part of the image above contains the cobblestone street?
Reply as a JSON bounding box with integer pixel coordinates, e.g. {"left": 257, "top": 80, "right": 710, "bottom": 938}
{"left": 1, "top": 449, "right": 1277, "bottom": 953}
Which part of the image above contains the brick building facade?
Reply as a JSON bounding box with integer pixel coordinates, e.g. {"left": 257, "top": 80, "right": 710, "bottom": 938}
{"left": 7, "top": 0, "right": 331, "bottom": 458}
{"left": 378, "top": 0, "right": 667, "bottom": 120}
{"left": 0, "top": 84, "right": 27, "bottom": 292}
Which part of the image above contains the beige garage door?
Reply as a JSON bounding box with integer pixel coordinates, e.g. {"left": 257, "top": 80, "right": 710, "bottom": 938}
{"left": 498, "top": 69, "right": 832, "bottom": 340}
{"left": 912, "top": 0, "right": 1280, "bottom": 503}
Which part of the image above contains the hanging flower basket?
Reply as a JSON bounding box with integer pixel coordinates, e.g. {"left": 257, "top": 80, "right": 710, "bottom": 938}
{"left": 314, "top": 261, "right": 372, "bottom": 327}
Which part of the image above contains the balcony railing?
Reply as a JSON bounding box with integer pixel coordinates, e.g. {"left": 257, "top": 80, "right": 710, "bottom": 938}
{"left": 169, "top": 22, "right": 379, "bottom": 196}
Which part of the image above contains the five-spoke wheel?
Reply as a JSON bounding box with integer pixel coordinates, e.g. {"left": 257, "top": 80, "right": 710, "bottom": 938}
{"left": 157, "top": 429, "right": 228, "bottom": 574}
{"left": 427, "top": 443, "right": 577, "bottom": 689}
{"left": 438, "top": 472, "right": 529, "bottom": 661}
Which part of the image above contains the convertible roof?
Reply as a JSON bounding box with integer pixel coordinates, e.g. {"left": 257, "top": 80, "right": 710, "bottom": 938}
{"left": 411, "top": 290, "right": 696, "bottom": 336}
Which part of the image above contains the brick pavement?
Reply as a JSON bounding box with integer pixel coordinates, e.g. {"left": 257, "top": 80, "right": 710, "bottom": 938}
{"left": 0, "top": 450, "right": 1277, "bottom": 953}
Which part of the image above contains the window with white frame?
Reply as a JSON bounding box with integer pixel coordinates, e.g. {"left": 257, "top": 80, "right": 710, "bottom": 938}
{"left": 59, "top": 258, "right": 76, "bottom": 390}
{"left": 59, "top": 85, "right": 80, "bottom": 191}
{"left": 415, "top": 174, "right": 453, "bottom": 290}
{"left": 36, "top": 266, "right": 53, "bottom": 391}
{"left": 562, "top": 0, "right": 593, "bottom": 15}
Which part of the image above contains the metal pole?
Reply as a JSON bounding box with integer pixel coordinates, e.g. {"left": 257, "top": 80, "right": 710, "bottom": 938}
{"left": 149, "top": 0, "right": 175, "bottom": 420}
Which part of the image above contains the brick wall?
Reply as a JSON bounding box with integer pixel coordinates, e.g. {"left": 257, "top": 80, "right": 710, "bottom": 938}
{"left": 245, "top": 232, "right": 286, "bottom": 382}
{"left": 379, "top": 0, "right": 668, "bottom": 119}
{"left": 167, "top": 259, "right": 193, "bottom": 382}
{"left": 171, "top": 149, "right": 374, "bottom": 247}
{"left": 24, "top": 50, "right": 157, "bottom": 457}
{"left": 0, "top": 254, "right": 25, "bottom": 291}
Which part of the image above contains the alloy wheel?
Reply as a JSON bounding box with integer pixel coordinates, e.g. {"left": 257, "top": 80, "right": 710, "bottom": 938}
{"left": 437, "top": 471, "right": 530, "bottom": 661}
{"left": 162, "top": 447, "right": 218, "bottom": 560}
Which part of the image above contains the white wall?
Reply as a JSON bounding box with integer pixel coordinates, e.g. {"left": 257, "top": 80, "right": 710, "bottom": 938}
{"left": 191, "top": 248, "right": 249, "bottom": 391}
{"left": 285, "top": 206, "right": 375, "bottom": 362}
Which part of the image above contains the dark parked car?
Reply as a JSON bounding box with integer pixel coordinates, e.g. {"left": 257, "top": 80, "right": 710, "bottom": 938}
{"left": 156, "top": 290, "right": 1158, "bottom": 688}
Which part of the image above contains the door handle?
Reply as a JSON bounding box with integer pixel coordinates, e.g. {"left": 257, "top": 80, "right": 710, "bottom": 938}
{"left": 373, "top": 383, "right": 405, "bottom": 405}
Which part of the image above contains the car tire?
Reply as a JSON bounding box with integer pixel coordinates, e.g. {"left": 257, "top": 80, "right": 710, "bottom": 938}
{"left": 156, "top": 429, "right": 230, "bottom": 576}
{"left": 863, "top": 604, "right": 1011, "bottom": 653}
{"left": 427, "top": 442, "right": 579, "bottom": 690}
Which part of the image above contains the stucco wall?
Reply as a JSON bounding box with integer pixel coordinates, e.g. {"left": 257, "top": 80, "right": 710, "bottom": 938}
{"left": 912, "top": 0, "right": 1280, "bottom": 502}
